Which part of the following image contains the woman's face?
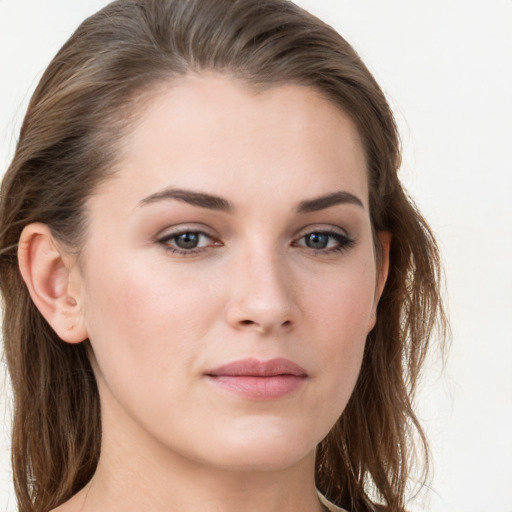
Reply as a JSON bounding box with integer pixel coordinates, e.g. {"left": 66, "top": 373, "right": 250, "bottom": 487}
{"left": 74, "top": 74, "right": 388, "bottom": 473}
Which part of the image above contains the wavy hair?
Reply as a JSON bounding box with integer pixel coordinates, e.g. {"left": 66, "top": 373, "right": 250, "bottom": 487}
{"left": 0, "top": 1, "right": 446, "bottom": 511}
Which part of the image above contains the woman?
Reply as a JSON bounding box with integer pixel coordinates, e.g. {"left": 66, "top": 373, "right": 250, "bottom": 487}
{"left": 0, "top": 0, "right": 445, "bottom": 511}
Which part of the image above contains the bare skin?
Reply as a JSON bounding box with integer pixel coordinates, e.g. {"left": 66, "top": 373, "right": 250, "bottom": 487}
{"left": 21, "top": 74, "right": 387, "bottom": 512}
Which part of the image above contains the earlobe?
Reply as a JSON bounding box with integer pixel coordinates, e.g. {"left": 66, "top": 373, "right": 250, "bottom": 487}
{"left": 18, "top": 223, "right": 88, "bottom": 344}
{"left": 368, "top": 231, "right": 392, "bottom": 332}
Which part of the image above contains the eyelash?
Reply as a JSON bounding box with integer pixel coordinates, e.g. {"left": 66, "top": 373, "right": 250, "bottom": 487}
{"left": 157, "top": 228, "right": 355, "bottom": 256}
{"left": 293, "top": 230, "right": 355, "bottom": 255}
{"left": 157, "top": 229, "right": 220, "bottom": 255}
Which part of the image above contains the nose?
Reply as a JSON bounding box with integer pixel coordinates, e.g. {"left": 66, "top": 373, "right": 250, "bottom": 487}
{"left": 225, "top": 247, "right": 300, "bottom": 335}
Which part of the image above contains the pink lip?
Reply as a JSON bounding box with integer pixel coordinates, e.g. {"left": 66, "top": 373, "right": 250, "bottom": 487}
{"left": 205, "top": 358, "right": 308, "bottom": 400}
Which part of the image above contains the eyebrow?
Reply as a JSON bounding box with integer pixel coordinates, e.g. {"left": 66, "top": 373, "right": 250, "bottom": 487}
{"left": 139, "top": 187, "right": 363, "bottom": 213}
{"left": 297, "top": 191, "right": 364, "bottom": 213}
{"left": 139, "top": 188, "right": 233, "bottom": 211}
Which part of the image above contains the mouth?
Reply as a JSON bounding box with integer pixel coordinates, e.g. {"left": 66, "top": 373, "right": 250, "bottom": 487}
{"left": 204, "top": 358, "right": 308, "bottom": 400}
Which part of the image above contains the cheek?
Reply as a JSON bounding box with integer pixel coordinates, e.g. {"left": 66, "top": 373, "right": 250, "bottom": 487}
{"left": 80, "top": 253, "right": 219, "bottom": 384}
{"left": 307, "top": 255, "right": 377, "bottom": 337}
{"left": 303, "top": 256, "right": 376, "bottom": 398}
{"left": 79, "top": 255, "right": 225, "bottom": 435}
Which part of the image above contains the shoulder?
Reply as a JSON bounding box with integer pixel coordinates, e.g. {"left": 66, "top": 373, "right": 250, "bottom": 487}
{"left": 317, "top": 491, "right": 349, "bottom": 512}
{"left": 317, "top": 493, "right": 396, "bottom": 512}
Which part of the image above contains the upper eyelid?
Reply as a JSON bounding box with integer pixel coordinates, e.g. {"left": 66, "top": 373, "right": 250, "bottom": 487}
{"left": 293, "top": 224, "right": 350, "bottom": 239}
{"left": 155, "top": 224, "right": 217, "bottom": 239}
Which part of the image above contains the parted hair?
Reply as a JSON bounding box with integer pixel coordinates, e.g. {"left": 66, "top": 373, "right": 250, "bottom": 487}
{"left": 0, "top": 1, "right": 445, "bottom": 511}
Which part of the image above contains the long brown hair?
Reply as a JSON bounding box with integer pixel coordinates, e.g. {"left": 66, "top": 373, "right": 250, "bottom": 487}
{"left": 0, "top": 1, "right": 446, "bottom": 511}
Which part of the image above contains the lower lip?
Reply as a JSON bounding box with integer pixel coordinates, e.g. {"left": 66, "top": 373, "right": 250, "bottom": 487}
{"left": 206, "top": 375, "right": 307, "bottom": 400}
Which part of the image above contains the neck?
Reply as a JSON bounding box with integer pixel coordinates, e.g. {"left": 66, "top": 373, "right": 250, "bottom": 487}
{"left": 63, "top": 398, "right": 325, "bottom": 512}
{"left": 74, "top": 450, "right": 324, "bottom": 512}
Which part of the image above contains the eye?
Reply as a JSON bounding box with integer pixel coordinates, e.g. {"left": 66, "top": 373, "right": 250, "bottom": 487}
{"left": 157, "top": 229, "right": 220, "bottom": 254}
{"left": 304, "top": 232, "right": 332, "bottom": 250}
{"left": 294, "top": 230, "right": 355, "bottom": 254}
{"left": 174, "top": 232, "right": 203, "bottom": 249}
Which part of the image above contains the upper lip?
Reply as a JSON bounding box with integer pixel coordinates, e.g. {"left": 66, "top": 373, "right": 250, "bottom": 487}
{"left": 205, "top": 357, "right": 307, "bottom": 377}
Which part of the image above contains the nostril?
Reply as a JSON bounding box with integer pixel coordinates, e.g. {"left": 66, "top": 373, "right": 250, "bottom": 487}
{"left": 239, "top": 319, "right": 292, "bottom": 328}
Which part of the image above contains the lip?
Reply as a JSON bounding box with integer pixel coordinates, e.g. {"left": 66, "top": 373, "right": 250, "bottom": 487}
{"left": 204, "top": 358, "right": 308, "bottom": 400}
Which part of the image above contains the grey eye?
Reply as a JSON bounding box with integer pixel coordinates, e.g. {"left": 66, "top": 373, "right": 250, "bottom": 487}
{"left": 295, "top": 230, "right": 354, "bottom": 254}
{"left": 305, "top": 232, "right": 330, "bottom": 249}
{"left": 158, "top": 229, "right": 220, "bottom": 254}
{"left": 174, "top": 232, "right": 201, "bottom": 249}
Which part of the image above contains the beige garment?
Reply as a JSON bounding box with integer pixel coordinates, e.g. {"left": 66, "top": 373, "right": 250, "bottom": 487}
{"left": 317, "top": 491, "right": 348, "bottom": 512}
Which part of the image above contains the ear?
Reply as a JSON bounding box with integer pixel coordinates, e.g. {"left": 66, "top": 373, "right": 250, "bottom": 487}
{"left": 18, "top": 223, "right": 88, "bottom": 344}
{"left": 367, "top": 231, "right": 392, "bottom": 332}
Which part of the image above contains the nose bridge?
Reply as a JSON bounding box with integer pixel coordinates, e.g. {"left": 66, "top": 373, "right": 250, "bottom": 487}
{"left": 226, "top": 237, "right": 298, "bottom": 332}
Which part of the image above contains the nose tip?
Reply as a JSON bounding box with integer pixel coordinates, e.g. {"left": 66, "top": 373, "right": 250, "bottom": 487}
{"left": 225, "top": 258, "right": 299, "bottom": 334}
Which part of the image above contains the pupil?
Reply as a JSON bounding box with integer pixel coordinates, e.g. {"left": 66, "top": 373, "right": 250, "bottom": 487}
{"left": 176, "top": 233, "right": 199, "bottom": 249}
{"left": 306, "top": 233, "right": 328, "bottom": 249}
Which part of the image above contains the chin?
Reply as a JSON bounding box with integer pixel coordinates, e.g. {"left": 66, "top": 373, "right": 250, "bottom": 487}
{"left": 189, "top": 417, "right": 322, "bottom": 472}
{"left": 208, "top": 444, "right": 314, "bottom": 473}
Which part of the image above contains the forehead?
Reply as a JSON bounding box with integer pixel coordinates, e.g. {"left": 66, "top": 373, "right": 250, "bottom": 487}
{"left": 97, "top": 74, "right": 369, "bottom": 211}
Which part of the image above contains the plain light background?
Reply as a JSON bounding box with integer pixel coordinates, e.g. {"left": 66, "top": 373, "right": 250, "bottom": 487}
{"left": 0, "top": 1, "right": 511, "bottom": 511}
